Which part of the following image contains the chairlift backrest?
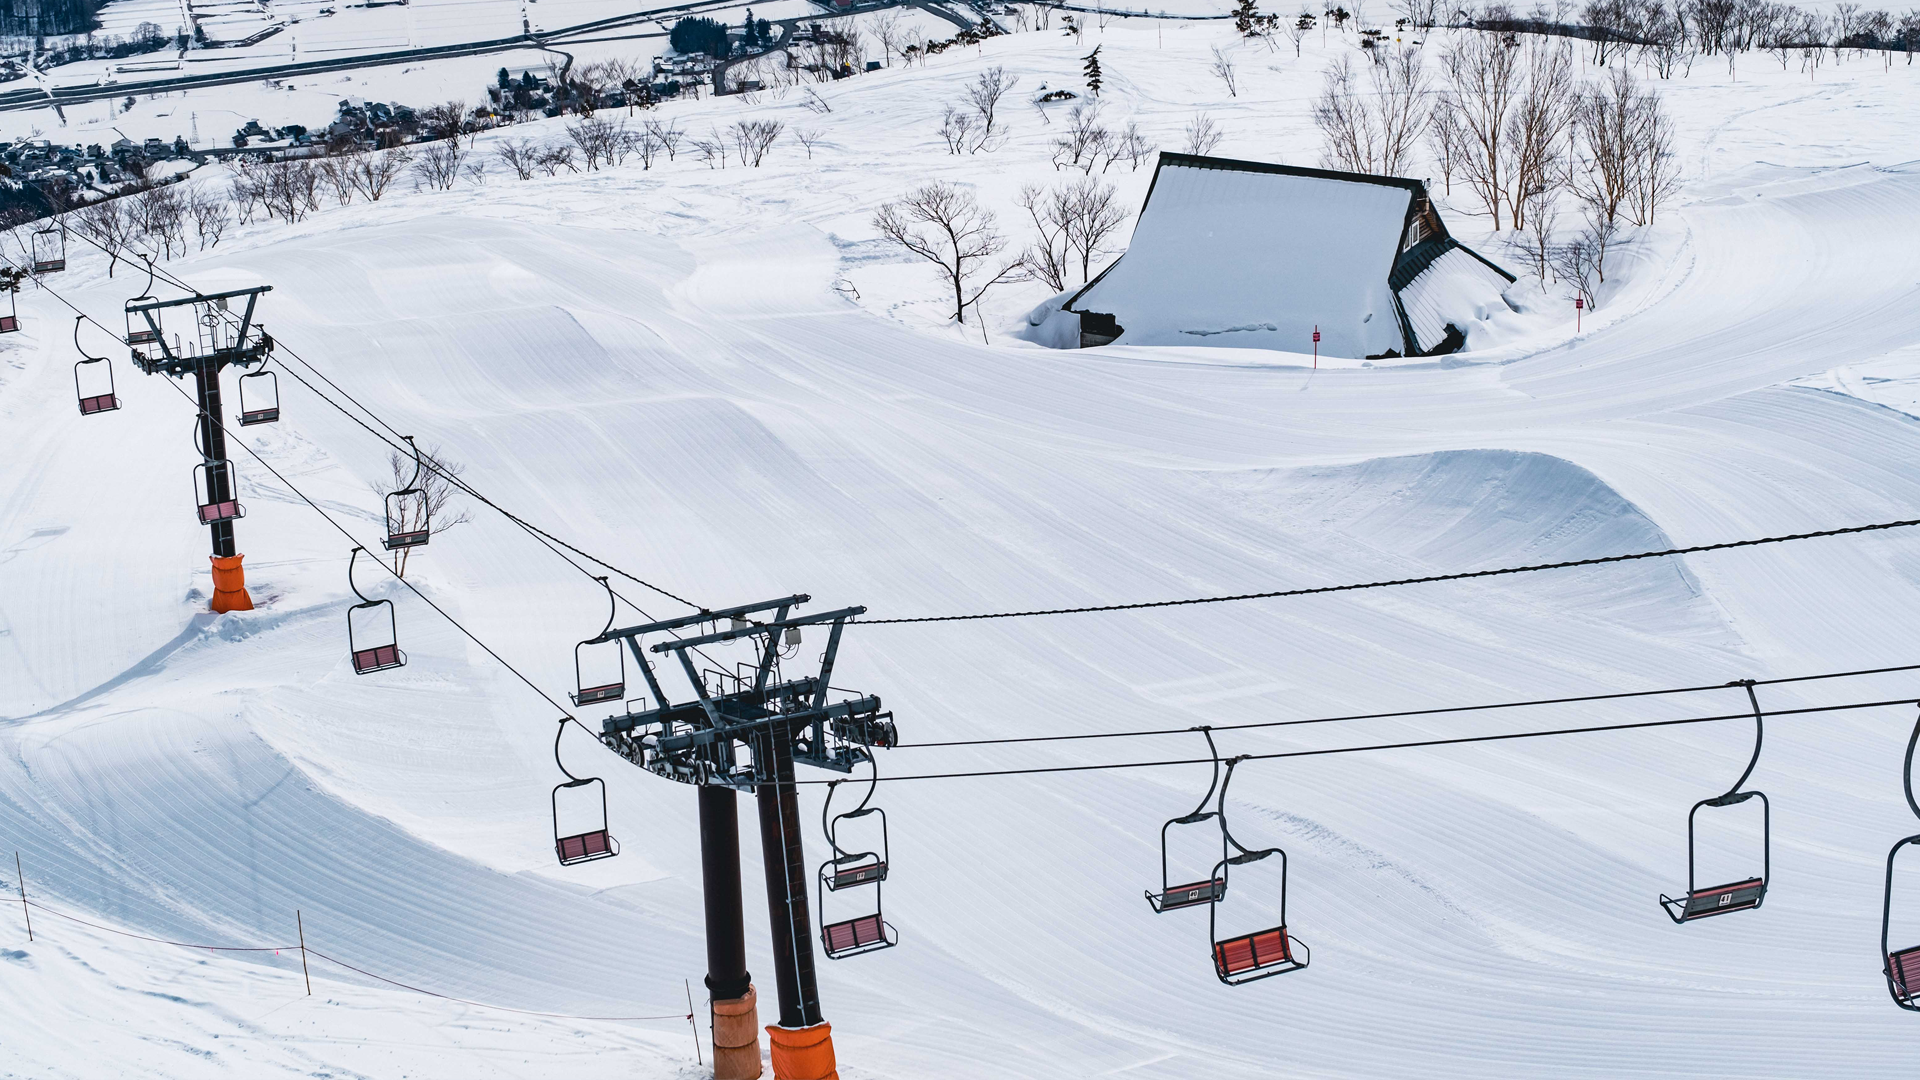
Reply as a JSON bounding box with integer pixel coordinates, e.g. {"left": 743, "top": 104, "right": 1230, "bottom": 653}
{"left": 571, "top": 577, "right": 626, "bottom": 707}
{"left": 31, "top": 226, "right": 65, "bottom": 273}
{"left": 382, "top": 436, "right": 431, "bottom": 550}
{"left": 192, "top": 459, "right": 244, "bottom": 525}
{"left": 237, "top": 368, "right": 279, "bottom": 426}
{"left": 346, "top": 547, "right": 406, "bottom": 673}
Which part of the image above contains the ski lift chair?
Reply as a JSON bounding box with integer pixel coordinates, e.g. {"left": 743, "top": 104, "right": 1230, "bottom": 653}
{"left": 1660, "top": 682, "right": 1770, "bottom": 924}
{"left": 1883, "top": 708, "right": 1920, "bottom": 1011}
{"left": 237, "top": 367, "right": 279, "bottom": 426}
{"left": 1206, "top": 757, "right": 1310, "bottom": 985}
{"left": 1147, "top": 727, "right": 1230, "bottom": 914}
{"left": 553, "top": 719, "right": 619, "bottom": 865}
{"left": 74, "top": 320, "right": 120, "bottom": 415}
{"left": 570, "top": 577, "right": 626, "bottom": 707}
{"left": 192, "top": 460, "right": 244, "bottom": 524}
{"left": 346, "top": 547, "right": 406, "bottom": 674}
{"left": 0, "top": 278, "right": 19, "bottom": 333}
{"left": 382, "top": 435, "right": 431, "bottom": 550}
{"left": 31, "top": 226, "right": 65, "bottom": 274}
{"left": 818, "top": 771, "right": 898, "bottom": 959}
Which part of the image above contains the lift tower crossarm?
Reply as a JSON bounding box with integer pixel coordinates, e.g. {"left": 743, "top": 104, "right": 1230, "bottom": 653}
{"left": 650, "top": 606, "right": 867, "bottom": 652}
{"left": 592, "top": 594, "right": 810, "bottom": 643}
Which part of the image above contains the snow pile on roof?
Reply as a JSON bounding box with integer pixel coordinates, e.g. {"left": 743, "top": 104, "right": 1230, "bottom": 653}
{"left": 1398, "top": 246, "right": 1515, "bottom": 354}
{"left": 1063, "top": 153, "right": 1514, "bottom": 359}
{"left": 1067, "top": 157, "right": 1411, "bottom": 357}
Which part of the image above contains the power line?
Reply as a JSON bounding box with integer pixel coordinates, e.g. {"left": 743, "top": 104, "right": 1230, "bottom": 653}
{"left": 893, "top": 662, "right": 1920, "bottom": 748}
{"left": 794, "top": 694, "right": 1920, "bottom": 784}
{"left": 861, "top": 518, "right": 1920, "bottom": 624}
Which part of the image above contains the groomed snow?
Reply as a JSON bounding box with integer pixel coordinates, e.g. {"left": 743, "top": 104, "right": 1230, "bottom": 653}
{"left": 3, "top": 14, "right": 1920, "bottom": 1079}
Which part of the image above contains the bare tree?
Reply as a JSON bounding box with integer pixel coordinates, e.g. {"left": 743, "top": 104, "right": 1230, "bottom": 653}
{"left": 1117, "top": 121, "right": 1155, "bottom": 170}
{"left": 938, "top": 105, "right": 977, "bottom": 154}
{"left": 730, "top": 119, "right": 783, "bottom": 166}
{"left": 368, "top": 446, "right": 473, "bottom": 579}
{"left": 1507, "top": 187, "right": 1558, "bottom": 281}
{"left": 872, "top": 181, "right": 1023, "bottom": 324}
{"left": 643, "top": 118, "right": 685, "bottom": 159}
{"left": 353, "top": 147, "right": 412, "bottom": 201}
{"left": 801, "top": 87, "right": 832, "bottom": 114}
{"left": 1502, "top": 40, "right": 1576, "bottom": 231}
{"left": 1426, "top": 92, "right": 1465, "bottom": 195}
{"left": 794, "top": 127, "right": 825, "bottom": 159}
{"left": 1440, "top": 30, "right": 1524, "bottom": 228}
{"left": 411, "top": 141, "right": 465, "bottom": 191}
{"left": 131, "top": 184, "right": 189, "bottom": 258}
{"left": 495, "top": 137, "right": 542, "bottom": 180}
{"left": 1210, "top": 45, "right": 1240, "bottom": 95}
{"left": 188, "top": 188, "right": 230, "bottom": 250}
{"left": 419, "top": 100, "right": 470, "bottom": 142}
{"left": 1550, "top": 214, "right": 1617, "bottom": 308}
{"left": 1183, "top": 112, "right": 1225, "bottom": 156}
{"left": 692, "top": 131, "right": 728, "bottom": 169}
{"left": 630, "top": 129, "right": 663, "bottom": 169}
{"left": 537, "top": 144, "right": 578, "bottom": 176}
{"left": 1285, "top": 10, "right": 1315, "bottom": 54}
{"left": 71, "top": 197, "right": 135, "bottom": 275}
{"left": 964, "top": 66, "right": 1019, "bottom": 150}
{"left": 1023, "top": 177, "right": 1129, "bottom": 286}
{"left": 566, "top": 116, "right": 627, "bottom": 170}
{"left": 1314, "top": 48, "right": 1429, "bottom": 175}
{"left": 1051, "top": 102, "right": 1111, "bottom": 173}
{"left": 872, "top": 7, "right": 907, "bottom": 65}
{"left": 317, "top": 156, "right": 358, "bottom": 206}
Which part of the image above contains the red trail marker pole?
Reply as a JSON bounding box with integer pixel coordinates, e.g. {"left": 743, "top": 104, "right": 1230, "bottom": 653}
{"left": 1576, "top": 297, "right": 1584, "bottom": 332}
{"left": 1312, "top": 326, "right": 1320, "bottom": 368}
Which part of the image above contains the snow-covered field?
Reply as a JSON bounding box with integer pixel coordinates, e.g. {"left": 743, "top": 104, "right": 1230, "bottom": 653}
{"left": 4, "top": 13, "right": 1920, "bottom": 1079}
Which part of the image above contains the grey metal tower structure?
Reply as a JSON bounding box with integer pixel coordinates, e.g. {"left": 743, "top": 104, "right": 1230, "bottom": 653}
{"left": 587, "top": 596, "right": 894, "bottom": 1078}
{"left": 126, "top": 281, "right": 273, "bottom": 612}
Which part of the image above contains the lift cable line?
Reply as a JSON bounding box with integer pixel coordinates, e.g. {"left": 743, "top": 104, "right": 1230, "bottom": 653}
{"left": 30, "top": 279, "right": 579, "bottom": 724}
{"left": 778, "top": 694, "right": 1920, "bottom": 785}
{"left": 889, "top": 661, "right": 1920, "bottom": 749}
{"left": 58, "top": 230, "right": 702, "bottom": 613}
{"left": 861, "top": 518, "right": 1920, "bottom": 624}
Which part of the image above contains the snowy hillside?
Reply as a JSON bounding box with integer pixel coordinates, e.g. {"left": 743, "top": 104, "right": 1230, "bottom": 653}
{"left": 5, "top": 12, "right": 1920, "bottom": 1079}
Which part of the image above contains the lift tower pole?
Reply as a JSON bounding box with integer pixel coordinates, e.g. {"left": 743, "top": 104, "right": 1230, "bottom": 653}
{"left": 126, "top": 283, "right": 272, "bottom": 613}
{"left": 590, "top": 598, "right": 897, "bottom": 1080}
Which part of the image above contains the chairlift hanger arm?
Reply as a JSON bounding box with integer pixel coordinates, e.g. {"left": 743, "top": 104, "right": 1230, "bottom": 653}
{"left": 597, "top": 594, "right": 811, "bottom": 644}
{"left": 654, "top": 606, "right": 865, "bottom": 653}
{"left": 752, "top": 603, "right": 793, "bottom": 694}
{"left": 623, "top": 635, "right": 672, "bottom": 710}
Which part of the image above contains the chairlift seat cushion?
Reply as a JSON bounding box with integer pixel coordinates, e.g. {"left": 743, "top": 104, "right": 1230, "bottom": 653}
{"left": 829, "top": 861, "right": 887, "bottom": 890}
{"left": 557, "top": 829, "right": 615, "bottom": 865}
{"left": 1154, "top": 877, "right": 1226, "bottom": 912}
{"left": 197, "top": 500, "right": 242, "bottom": 524}
{"left": 239, "top": 408, "right": 279, "bottom": 426}
{"left": 34, "top": 259, "right": 64, "bottom": 273}
{"left": 352, "top": 644, "right": 403, "bottom": 673}
{"left": 1889, "top": 946, "right": 1920, "bottom": 1002}
{"left": 822, "top": 913, "right": 890, "bottom": 957}
{"left": 1214, "top": 926, "right": 1293, "bottom": 977}
{"left": 384, "top": 530, "right": 430, "bottom": 550}
{"left": 128, "top": 329, "right": 159, "bottom": 344}
{"left": 574, "top": 682, "right": 625, "bottom": 706}
{"left": 0, "top": 315, "right": 17, "bottom": 333}
{"left": 1680, "top": 878, "right": 1765, "bottom": 920}
{"left": 79, "top": 394, "right": 119, "bottom": 414}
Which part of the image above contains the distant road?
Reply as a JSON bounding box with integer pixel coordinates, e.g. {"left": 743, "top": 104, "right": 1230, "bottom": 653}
{"left": 0, "top": 0, "right": 779, "bottom": 113}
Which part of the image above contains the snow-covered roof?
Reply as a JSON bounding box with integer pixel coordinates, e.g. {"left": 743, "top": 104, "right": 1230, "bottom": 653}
{"left": 1398, "top": 244, "right": 1515, "bottom": 355}
{"left": 1064, "top": 153, "right": 1512, "bottom": 358}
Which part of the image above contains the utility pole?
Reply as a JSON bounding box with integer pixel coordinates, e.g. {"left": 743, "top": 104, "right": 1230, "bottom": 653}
{"left": 125, "top": 277, "right": 272, "bottom": 613}
{"left": 589, "top": 597, "right": 896, "bottom": 1080}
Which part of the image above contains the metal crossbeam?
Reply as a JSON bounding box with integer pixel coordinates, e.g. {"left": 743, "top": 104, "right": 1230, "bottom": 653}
{"left": 593, "top": 594, "right": 809, "bottom": 643}
{"left": 651, "top": 606, "right": 865, "bottom": 652}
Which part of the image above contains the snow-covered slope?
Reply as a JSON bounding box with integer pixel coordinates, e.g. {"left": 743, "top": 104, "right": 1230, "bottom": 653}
{"left": 4, "top": 19, "right": 1920, "bottom": 1080}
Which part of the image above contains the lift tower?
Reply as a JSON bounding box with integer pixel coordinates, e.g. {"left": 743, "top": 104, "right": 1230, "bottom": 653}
{"left": 126, "top": 283, "right": 273, "bottom": 612}
{"left": 591, "top": 596, "right": 895, "bottom": 1080}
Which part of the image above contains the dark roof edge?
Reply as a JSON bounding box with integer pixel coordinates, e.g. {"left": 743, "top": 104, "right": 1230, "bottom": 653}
{"left": 1452, "top": 240, "right": 1518, "bottom": 283}
{"left": 1152, "top": 151, "right": 1428, "bottom": 193}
